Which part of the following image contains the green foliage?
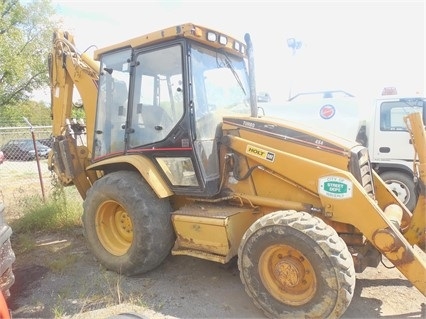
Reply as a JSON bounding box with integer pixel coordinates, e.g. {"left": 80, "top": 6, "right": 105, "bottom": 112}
{"left": 12, "top": 232, "right": 36, "bottom": 254}
{"left": 0, "top": 99, "right": 51, "bottom": 126}
{"left": 0, "top": 0, "right": 58, "bottom": 107}
{"left": 48, "top": 254, "right": 78, "bottom": 274}
{"left": 10, "top": 185, "right": 83, "bottom": 234}
{"left": 71, "top": 104, "right": 86, "bottom": 121}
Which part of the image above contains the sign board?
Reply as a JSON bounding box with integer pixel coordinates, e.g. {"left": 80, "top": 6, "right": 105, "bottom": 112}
{"left": 319, "top": 176, "right": 353, "bottom": 199}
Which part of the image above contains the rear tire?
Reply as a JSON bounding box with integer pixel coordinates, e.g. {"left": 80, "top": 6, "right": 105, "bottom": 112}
{"left": 380, "top": 171, "right": 416, "bottom": 211}
{"left": 82, "top": 171, "right": 174, "bottom": 276}
{"left": 238, "top": 210, "right": 355, "bottom": 319}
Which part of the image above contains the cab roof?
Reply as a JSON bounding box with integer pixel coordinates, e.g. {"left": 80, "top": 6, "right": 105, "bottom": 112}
{"left": 94, "top": 23, "right": 247, "bottom": 60}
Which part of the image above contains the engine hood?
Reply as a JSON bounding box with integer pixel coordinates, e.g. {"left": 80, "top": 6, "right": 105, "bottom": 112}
{"left": 222, "top": 116, "right": 360, "bottom": 156}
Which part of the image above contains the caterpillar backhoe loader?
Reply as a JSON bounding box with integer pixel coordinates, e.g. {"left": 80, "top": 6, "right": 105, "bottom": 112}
{"left": 48, "top": 23, "right": 426, "bottom": 318}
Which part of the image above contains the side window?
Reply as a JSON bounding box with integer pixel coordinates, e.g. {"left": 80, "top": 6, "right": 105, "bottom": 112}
{"left": 389, "top": 108, "right": 408, "bottom": 129}
{"left": 130, "top": 45, "right": 184, "bottom": 147}
{"left": 94, "top": 49, "right": 131, "bottom": 158}
{"left": 380, "top": 102, "right": 422, "bottom": 131}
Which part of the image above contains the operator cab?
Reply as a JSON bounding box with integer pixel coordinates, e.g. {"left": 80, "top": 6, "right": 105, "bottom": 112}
{"left": 93, "top": 26, "right": 251, "bottom": 197}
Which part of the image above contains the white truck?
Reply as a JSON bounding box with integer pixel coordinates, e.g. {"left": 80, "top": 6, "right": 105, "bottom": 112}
{"left": 260, "top": 88, "right": 425, "bottom": 211}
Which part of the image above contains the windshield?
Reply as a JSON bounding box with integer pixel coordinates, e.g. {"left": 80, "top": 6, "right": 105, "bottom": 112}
{"left": 190, "top": 43, "right": 250, "bottom": 183}
{"left": 191, "top": 44, "right": 250, "bottom": 119}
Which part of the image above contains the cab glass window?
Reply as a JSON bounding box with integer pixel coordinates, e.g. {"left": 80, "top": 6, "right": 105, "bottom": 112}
{"left": 129, "top": 45, "right": 184, "bottom": 147}
{"left": 190, "top": 43, "right": 249, "bottom": 181}
{"left": 94, "top": 48, "right": 131, "bottom": 158}
{"left": 380, "top": 101, "right": 422, "bottom": 131}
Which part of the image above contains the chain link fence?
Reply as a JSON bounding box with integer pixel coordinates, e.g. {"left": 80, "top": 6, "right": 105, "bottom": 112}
{"left": 0, "top": 126, "right": 53, "bottom": 214}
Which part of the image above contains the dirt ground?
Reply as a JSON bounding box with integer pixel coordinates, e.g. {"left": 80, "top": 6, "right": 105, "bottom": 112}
{"left": 6, "top": 228, "right": 426, "bottom": 319}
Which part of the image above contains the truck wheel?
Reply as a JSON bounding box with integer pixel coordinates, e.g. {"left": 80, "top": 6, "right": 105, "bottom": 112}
{"left": 380, "top": 171, "right": 416, "bottom": 211}
{"left": 82, "top": 171, "right": 174, "bottom": 276}
{"left": 238, "top": 210, "right": 355, "bottom": 319}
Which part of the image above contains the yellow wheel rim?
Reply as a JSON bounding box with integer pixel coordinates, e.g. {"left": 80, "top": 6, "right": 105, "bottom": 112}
{"left": 259, "top": 244, "right": 317, "bottom": 306}
{"left": 95, "top": 200, "right": 133, "bottom": 256}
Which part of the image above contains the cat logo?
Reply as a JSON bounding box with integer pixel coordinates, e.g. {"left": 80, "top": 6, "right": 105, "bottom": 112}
{"left": 246, "top": 145, "right": 275, "bottom": 162}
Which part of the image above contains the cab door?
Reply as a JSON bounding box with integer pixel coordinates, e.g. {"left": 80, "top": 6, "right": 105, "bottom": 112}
{"left": 93, "top": 48, "right": 132, "bottom": 159}
{"left": 372, "top": 99, "right": 423, "bottom": 161}
{"left": 129, "top": 45, "right": 184, "bottom": 148}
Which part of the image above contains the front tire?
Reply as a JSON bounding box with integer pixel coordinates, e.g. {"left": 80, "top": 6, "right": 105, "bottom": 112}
{"left": 238, "top": 210, "right": 355, "bottom": 319}
{"left": 82, "top": 171, "right": 174, "bottom": 276}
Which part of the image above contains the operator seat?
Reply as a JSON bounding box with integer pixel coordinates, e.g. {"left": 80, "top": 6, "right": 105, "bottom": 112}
{"left": 138, "top": 103, "right": 173, "bottom": 143}
{"left": 112, "top": 80, "right": 128, "bottom": 110}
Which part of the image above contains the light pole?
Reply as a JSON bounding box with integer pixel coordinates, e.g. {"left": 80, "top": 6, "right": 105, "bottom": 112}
{"left": 287, "top": 38, "right": 302, "bottom": 99}
{"left": 287, "top": 38, "right": 302, "bottom": 55}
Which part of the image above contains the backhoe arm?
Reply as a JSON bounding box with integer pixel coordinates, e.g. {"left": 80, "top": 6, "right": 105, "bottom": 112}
{"left": 49, "top": 30, "right": 100, "bottom": 149}
{"left": 48, "top": 30, "right": 100, "bottom": 197}
{"left": 403, "top": 112, "right": 426, "bottom": 247}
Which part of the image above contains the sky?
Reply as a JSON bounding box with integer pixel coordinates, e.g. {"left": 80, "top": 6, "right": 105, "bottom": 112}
{"left": 46, "top": 0, "right": 425, "bottom": 102}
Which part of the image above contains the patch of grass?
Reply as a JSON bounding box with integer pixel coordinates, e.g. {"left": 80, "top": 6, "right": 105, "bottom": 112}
{"left": 126, "top": 293, "right": 147, "bottom": 308}
{"left": 10, "top": 186, "right": 83, "bottom": 234}
{"left": 49, "top": 254, "right": 79, "bottom": 274}
{"left": 12, "top": 233, "right": 36, "bottom": 254}
{"left": 102, "top": 269, "right": 124, "bottom": 305}
{"left": 52, "top": 302, "right": 66, "bottom": 319}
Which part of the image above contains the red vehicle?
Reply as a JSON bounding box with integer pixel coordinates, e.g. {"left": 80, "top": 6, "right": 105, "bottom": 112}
{"left": 0, "top": 291, "right": 10, "bottom": 319}
{"left": 0, "top": 202, "right": 14, "bottom": 319}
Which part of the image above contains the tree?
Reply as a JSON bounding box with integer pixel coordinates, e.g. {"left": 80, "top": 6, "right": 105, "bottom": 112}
{"left": 0, "top": 100, "right": 51, "bottom": 126}
{"left": 0, "top": 0, "right": 57, "bottom": 107}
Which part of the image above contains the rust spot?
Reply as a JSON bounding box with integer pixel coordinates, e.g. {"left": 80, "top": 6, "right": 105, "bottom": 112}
{"left": 373, "top": 228, "right": 414, "bottom": 266}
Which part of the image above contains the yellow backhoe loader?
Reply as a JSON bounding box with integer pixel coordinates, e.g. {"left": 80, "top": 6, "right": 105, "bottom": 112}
{"left": 48, "top": 23, "right": 426, "bottom": 318}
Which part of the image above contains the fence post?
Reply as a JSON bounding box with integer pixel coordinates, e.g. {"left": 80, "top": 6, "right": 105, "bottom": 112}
{"left": 23, "top": 117, "right": 46, "bottom": 202}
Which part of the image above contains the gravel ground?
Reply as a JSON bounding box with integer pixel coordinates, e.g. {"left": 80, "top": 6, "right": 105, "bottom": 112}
{"left": 7, "top": 229, "right": 426, "bottom": 319}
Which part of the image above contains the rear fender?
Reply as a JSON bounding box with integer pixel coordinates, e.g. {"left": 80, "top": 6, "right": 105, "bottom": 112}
{"left": 87, "top": 155, "right": 173, "bottom": 198}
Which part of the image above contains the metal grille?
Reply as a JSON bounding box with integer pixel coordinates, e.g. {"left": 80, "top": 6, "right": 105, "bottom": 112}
{"left": 351, "top": 146, "right": 375, "bottom": 199}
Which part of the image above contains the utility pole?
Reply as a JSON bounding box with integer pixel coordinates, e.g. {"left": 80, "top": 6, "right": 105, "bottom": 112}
{"left": 287, "top": 38, "right": 303, "bottom": 99}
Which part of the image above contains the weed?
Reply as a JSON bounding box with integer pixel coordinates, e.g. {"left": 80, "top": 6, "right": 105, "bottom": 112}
{"left": 12, "top": 232, "right": 36, "bottom": 254}
{"left": 49, "top": 254, "right": 78, "bottom": 274}
{"left": 126, "top": 293, "right": 147, "bottom": 308}
{"left": 102, "top": 270, "right": 124, "bottom": 305}
{"left": 10, "top": 186, "right": 82, "bottom": 234}
{"left": 52, "top": 305, "right": 65, "bottom": 318}
{"left": 52, "top": 297, "right": 66, "bottom": 319}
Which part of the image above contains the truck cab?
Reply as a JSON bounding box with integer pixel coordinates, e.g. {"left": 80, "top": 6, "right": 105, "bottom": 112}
{"left": 367, "top": 93, "right": 425, "bottom": 207}
{"left": 260, "top": 88, "right": 425, "bottom": 211}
